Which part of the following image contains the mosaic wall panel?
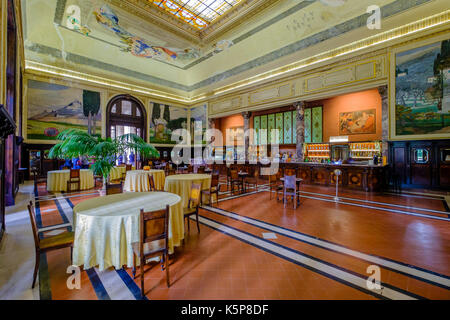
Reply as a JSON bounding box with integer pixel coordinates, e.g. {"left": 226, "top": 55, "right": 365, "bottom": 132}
{"left": 268, "top": 113, "right": 275, "bottom": 144}
{"left": 253, "top": 116, "right": 260, "bottom": 145}
{"left": 304, "top": 108, "right": 312, "bottom": 143}
{"left": 283, "top": 111, "right": 292, "bottom": 144}
{"left": 260, "top": 115, "right": 268, "bottom": 145}
{"left": 276, "top": 113, "right": 284, "bottom": 145}
{"left": 312, "top": 106, "right": 323, "bottom": 143}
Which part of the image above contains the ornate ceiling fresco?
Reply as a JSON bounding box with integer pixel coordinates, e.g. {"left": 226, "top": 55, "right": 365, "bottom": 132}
{"left": 22, "top": 0, "right": 448, "bottom": 98}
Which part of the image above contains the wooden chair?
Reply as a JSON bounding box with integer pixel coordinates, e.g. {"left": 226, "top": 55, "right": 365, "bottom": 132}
{"left": 184, "top": 183, "right": 202, "bottom": 234}
{"left": 167, "top": 168, "right": 176, "bottom": 176}
{"left": 32, "top": 169, "right": 47, "bottom": 194}
{"left": 27, "top": 201, "right": 74, "bottom": 288}
{"left": 229, "top": 170, "right": 243, "bottom": 195}
{"left": 269, "top": 174, "right": 283, "bottom": 200}
{"left": 106, "top": 182, "right": 123, "bottom": 195}
{"left": 283, "top": 175, "right": 298, "bottom": 209}
{"left": 147, "top": 174, "right": 156, "bottom": 191}
{"left": 67, "top": 169, "right": 81, "bottom": 193}
{"left": 132, "top": 205, "right": 170, "bottom": 297}
{"left": 201, "top": 174, "right": 219, "bottom": 206}
{"left": 197, "top": 166, "right": 205, "bottom": 174}
{"left": 245, "top": 168, "right": 259, "bottom": 191}
{"left": 122, "top": 164, "right": 133, "bottom": 180}
{"left": 187, "top": 165, "right": 193, "bottom": 173}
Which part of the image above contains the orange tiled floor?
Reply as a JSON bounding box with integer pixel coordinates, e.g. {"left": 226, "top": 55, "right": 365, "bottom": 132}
{"left": 32, "top": 179, "right": 450, "bottom": 300}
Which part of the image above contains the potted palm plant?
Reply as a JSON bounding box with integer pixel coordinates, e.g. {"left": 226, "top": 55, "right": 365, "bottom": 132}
{"left": 48, "top": 129, "right": 159, "bottom": 192}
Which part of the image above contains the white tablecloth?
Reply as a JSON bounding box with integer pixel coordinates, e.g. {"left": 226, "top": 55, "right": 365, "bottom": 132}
{"left": 123, "top": 170, "right": 165, "bottom": 192}
{"left": 72, "top": 192, "right": 181, "bottom": 271}
{"left": 47, "top": 169, "right": 94, "bottom": 192}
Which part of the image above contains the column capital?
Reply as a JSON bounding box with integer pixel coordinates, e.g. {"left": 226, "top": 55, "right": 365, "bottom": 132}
{"left": 377, "top": 85, "right": 388, "bottom": 98}
{"left": 293, "top": 101, "right": 306, "bottom": 110}
{"left": 241, "top": 111, "right": 252, "bottom": 119}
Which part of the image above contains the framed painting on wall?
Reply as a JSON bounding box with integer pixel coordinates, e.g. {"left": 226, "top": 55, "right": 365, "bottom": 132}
{"left": 149, "top": 103, "right": 188, "bottom": 144}
{"left": 390, "top": 36, "right": 450, "bottom": 140}
{"left": 339, "top": 109, "right": 376, "bottom": 135}
{"left": 26, "top": 80, "right": 101, "bottom": 141}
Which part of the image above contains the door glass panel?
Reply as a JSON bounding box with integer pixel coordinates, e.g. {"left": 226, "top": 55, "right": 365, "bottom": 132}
{"left": 121, "top": 100, "right": 132, "bottom": 115}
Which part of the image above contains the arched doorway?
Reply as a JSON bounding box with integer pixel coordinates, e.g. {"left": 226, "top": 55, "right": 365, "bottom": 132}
{"left": 106, "top": 95, "right": 146, "bottom": 140}
{"left": 106, "top": 95, "right": 147, "bottom": 166}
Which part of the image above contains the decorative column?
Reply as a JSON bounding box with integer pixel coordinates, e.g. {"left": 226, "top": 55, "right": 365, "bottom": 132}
{"left": 378, "top": 85, "right": 389, "bottom": 160}
{"left": 242, "top": 111, "right": 252, "bottom": 162}
{"left": 294, "top": 102, "right": 306, "bottom": 161}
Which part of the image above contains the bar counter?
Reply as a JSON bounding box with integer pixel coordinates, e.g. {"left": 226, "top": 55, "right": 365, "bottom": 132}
{"left": 219, "top": 161, "right": 388, "bottom": 192}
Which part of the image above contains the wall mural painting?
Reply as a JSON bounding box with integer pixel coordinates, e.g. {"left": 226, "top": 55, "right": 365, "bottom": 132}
{"left": 149, "top": 103, "right": 188, "bottom": 144}
{"left": 190, "top": 105, "right": 207, "bottom": 145}
{"left": 339, "top": 109, "right": 376, "bottom": 135}
{"left": 26, "top": 80, "right": 101, "bottom": 141}
{"left": 395, "top": 39, "right": 450, "bottom": 136}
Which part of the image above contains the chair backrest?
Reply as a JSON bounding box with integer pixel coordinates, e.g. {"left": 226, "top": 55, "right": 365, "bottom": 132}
{"left": 106, "top": 182, "right": 123, "bottom": 195}
{"left": 70, "top": 169, "right": 80, "bottom": 179}
{"left": 230, "top": 169, "right": 239, "bottom": 180}
{"left": 284, "top": 175, "right": 297, "bottom": 190}
{"left": 187, "top": 165, "right": 193, "bottom": 173}
{"left": 126, "top": 164, "right": 132, "bottom": 171}
{"left": 269, "top": 174, "right": 278, "bottom": 184}
{"left": 147, "top": 174, "right": 155, "bottom": 191}
{"left": 139, "top": 205, "right": 169, "bottom": 247}
{"left": 27, "top": 201, "right": 40, "bottom": 250}
{"left": 211, "top": 174, "right": 219, "bottom": 188}
{"left": 188, "top": 183, "right": 202, "bottom": 208}
{"left": 197, "top": 166, "right": 205, "bottom": 174}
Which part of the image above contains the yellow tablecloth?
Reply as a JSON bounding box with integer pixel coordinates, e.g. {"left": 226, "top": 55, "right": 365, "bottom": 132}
{"left": 72, "top": 192, "right": 182, "bottom": 271}
{"left": 47, "top": 169, "right": 94, "bottom": 192}
{"left": 109, "top": 166, "right": 135, "bottom": 181}
{"left": 164, "top": 174, "right": 211, "bottom": 208}
{"left": 123, "top": 170, "right": 165, "bottom": 192}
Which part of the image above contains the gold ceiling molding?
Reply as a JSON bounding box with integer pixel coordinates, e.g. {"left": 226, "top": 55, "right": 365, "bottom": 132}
{"left": 199, "top": 0, "right": 281, "bottom": 43}
{"left": 24, "top": 61, "right": 204, "bottom": 105}
{"left": 210, "top": 10, "right": 450, "bottom": 97}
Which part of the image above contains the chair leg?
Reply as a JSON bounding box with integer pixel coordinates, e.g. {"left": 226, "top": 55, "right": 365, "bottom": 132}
{"left": 165, "top": 252, "right": 170, "bottom": 288}
{"left": 32, "top": 252, "right": 40, "bottom": 289}
{"left": 132, "top": 253, "right": 136, "bottom": 279}
{"left": 70, "top": 246, "right": 73, "bottom": 265}
{"left": 196, "top": 211, "right": 200, "bottom": 233}
{"left": 187, "top": 216, "right": 190, "bottom": 233}
{"left": 140, "top": 257, "right": 145, "bottom": 297}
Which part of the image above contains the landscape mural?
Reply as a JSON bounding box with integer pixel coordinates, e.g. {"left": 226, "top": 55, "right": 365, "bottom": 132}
{"left": 149, "top": 103, "right": 188, "bottom": 144}
{"left": 395, "top": 39, "right": 450, "bottom": 136}
{"left": 190, "top": 105, "right": 207, "bottom": 145}
{"left": 27, "top": 80, "right": 101, "bottom": 140}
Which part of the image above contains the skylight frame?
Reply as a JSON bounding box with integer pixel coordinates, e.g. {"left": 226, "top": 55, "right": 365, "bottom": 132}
{"left": 149, "top": 0, "right": 244, "bottom": 30}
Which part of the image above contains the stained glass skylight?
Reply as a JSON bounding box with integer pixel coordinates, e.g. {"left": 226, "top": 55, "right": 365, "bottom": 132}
{"left": 149, "top": 0, "right": 244, "bottom": 30}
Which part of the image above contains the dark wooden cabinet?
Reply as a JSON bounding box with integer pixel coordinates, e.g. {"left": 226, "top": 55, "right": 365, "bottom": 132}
{"left": 389, "top": 140, "right": 450, "bottom": 190}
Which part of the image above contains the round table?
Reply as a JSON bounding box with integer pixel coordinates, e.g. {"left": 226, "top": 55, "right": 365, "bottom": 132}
{"left": 123, "top": 170, "right": 165, "bottom": 192}
{"left": 47, "top": 169, "right": 94, "bottom": 192}
{"left": 109, "top": 166, "right": 135, "bottom": 181}
{"left": 72, "top": 192, "right": 182, "bottom": 271}
{"left": 164, "top": 174, "right": 211, "bottom": 208}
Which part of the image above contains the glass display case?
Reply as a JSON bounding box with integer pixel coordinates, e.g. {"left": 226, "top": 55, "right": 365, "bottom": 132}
{"left": 305, "top": 143, "right": 330, "bottom": 162}
{"left": 349, "top": 141, "right": 381, "bottom": 160}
